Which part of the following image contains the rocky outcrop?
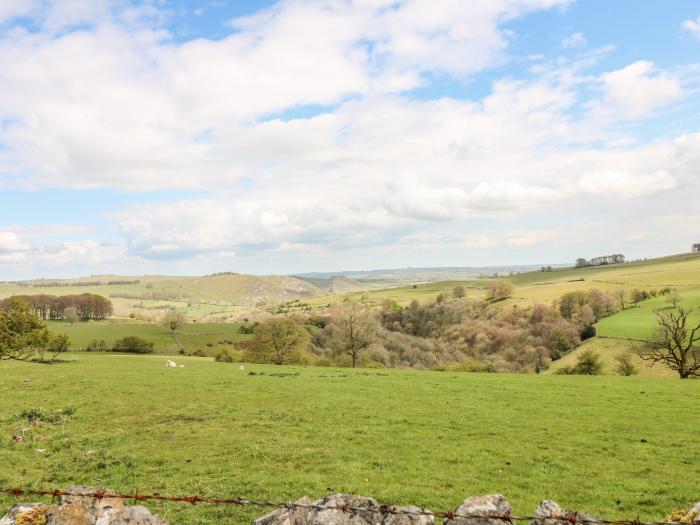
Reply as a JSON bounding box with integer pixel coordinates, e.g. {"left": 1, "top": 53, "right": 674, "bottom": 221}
{"left": 0, "top": 487, "right": 168, "bottom": 525}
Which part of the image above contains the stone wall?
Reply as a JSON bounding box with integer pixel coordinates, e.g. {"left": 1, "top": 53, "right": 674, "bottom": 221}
{"left": 2, "top": 489, "right": 699, "bottom": 525}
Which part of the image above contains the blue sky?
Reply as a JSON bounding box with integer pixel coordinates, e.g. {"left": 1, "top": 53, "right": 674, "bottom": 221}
{"left": 1, "top": 0, "right": 699, "bottom": 279}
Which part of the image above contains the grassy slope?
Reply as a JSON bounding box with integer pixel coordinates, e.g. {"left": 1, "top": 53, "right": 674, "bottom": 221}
{"left": 0, "top": 274, "right": 328, "bottom": 318}
{"left": 511, "top": 254, "right": 700, "bottom": 377}
{"left": 1, "top": 354, "right": 698, "bottom": 524}
{"left": 544, "top": 338, "right": 676, "bottom": 378}
{"left": 596, "top": 288, "right": 700, "bottom": 340}
{"left": 45, "top": 319, "right": 252, "bottom": 353}
{"left": 307, "top": 280, "right": 489, "bottom": 308}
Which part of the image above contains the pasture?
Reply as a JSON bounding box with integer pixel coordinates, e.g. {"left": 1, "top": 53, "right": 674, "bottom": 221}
{"left": 596, "top": 288, "right": 700, "bottom": 340}
{"left": 45, "top": 319, "right": 252, "bottom": 354}
{"left": 1, "top": 354, "right": 698, "bottom": 524}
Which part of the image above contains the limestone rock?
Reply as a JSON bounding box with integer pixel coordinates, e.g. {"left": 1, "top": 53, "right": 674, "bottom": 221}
{"left": 685, "top": 502, "right": 700, "bottom": 524}
{"left": 0, "top": 488, "right": 168, "bottom": 525}
{"left": 0, "top": 504, "right": 47, "bottom": 525}
{"left": 444, "top": 494, "right": 512, "bottom": 525}
{"left": 531, "top": 500, "right": 601, "bottom": 525}
{"left": 252, "top": 493, "right": 434, "bottom": 525}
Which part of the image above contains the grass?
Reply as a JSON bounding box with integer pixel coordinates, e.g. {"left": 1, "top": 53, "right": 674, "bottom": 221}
{"left": 1, "top": 354, "right": 698, "bottom": 524}
{"left": 306, "top": 280, "right": 489, "bottom": 308}
{"left": 45, "top": 319, "right": 252, "bottom": 354}
{"left": 545, "top": 338, "right": 676, "bottom": 378}
{"left": 596, "top": 289, "right": 700, "bottom": 340}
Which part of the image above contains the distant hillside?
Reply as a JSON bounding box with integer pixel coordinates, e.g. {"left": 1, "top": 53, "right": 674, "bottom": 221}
{"left": 294, "top": 275, "right": 368, "bottom": 294}
{"left": 297, "top": 264, "right": 566, "bottom": 284}
{"left": 0, "top": 273, "right": 331, "bottom": 319}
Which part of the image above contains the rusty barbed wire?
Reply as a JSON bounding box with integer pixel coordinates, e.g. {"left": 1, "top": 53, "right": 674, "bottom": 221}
{"left": 0, "top": 487, "right": 693, "bottom": 525}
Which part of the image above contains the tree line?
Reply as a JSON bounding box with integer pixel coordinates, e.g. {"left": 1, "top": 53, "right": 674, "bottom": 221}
{"left": 0, "top": 294, "right": 113, "bottom": 321}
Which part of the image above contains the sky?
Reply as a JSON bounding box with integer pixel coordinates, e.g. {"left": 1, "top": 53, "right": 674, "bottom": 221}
{"left": 1, "top": 0, "right": 700, "bottom": 279}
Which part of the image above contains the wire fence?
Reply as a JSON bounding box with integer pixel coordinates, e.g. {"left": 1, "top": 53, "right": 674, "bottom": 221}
{"left": 1, "top": 487, "right": 694, "bottom": 525}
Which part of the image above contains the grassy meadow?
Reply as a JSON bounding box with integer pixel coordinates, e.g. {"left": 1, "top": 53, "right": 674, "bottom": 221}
{"left": 44, "top": 319, "right": 252, "bottom": 354}
{"left": 1, "top": 353, "right": 698, "bottom": 524}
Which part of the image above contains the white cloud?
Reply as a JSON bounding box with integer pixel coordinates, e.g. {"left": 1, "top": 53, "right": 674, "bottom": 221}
{"left": 0, "top": 231, "right": 32, "bottom": 254}
{"left": 562, "top": 32, "right": 586, "bottom": 48}
{"left": 682, "top": 16, "right": 700, "bottom": 38}
{"left": 0, "top": 1, "right": 40, "bottom": 25}
{"left": 577, "top": 169, "right": 677, "bottom": 199}
{"left": 0, "top": 1, "right": 699, "bottom": 275}
{"left": 600, "top": 61, "right": 682, "bottom": 117}
{"left": 113, "top": 198, "right": 409, "bottom": 259}
{"left": 0, "top": 0, "right": 571, "bottom": 190}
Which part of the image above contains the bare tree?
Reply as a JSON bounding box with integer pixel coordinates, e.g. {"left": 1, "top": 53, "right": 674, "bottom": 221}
{"left": 64, "top": 306, "right": 80, "bottom": 326}
{"left": 614, "top": 289, "right": 626, "bottom": 310}
{"left": 630, "top": 288, "right": 644, "bottom": 308}
{"left": 330, "top": 303, "right": 380, "bottom": 367}
{"left": 640, "top": 308, "right": 700, "bottom": 379}
{"left": 666, "top": 289, "right": 681, "bottom": 308}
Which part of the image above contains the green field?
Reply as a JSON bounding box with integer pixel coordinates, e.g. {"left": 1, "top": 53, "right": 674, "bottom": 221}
{"left": 596, "top": 289, "right": 700, "bottom": 340}
{"left": 1, "top": 354, "right": 698, "bottom": 524}
{"left": 44, "top": 319, "right": 252, "bottom": 354}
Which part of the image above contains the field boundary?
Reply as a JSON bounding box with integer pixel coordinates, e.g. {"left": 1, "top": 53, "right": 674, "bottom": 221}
{"left": 0, "top": 487, "right": 691, "bottom": 525}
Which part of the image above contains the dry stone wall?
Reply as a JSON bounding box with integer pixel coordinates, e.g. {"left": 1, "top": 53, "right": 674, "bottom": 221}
{"left": 2, "top": 489, "right": 699, "bottom": 525}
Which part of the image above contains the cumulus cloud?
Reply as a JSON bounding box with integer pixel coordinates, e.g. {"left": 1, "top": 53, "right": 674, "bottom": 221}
{"left": 682, "top": 16, "right": 700, "bottom": 38}
{"left": 600, "top": 61, "right": 682, "bottom": 117}
{"left": 0, "top": 231, "right": 32, "bottom": 254}
{"left": 0, "top": 1, "right": 698, "bottom": 275}
{"left": 113, "top": 198, "right": 409, "bottom": 259}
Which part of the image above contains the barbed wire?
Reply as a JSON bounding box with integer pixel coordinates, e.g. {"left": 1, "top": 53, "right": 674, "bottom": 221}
{"left": 0, "top": 487, "right": 693, "bottom": 525}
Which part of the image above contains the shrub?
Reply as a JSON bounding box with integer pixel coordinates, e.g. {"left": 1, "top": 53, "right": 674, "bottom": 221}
{"left": 112, "top": 336, "right": 154, "bottom": 354}
{"left": 614, "top": 353, "right": 638, "bottom": 376}
{"left": 580, "top": 324, "right": 596, "bottom": 340}
{"left": 191, "top": 349, "right": 207, "bottom": 357}
{"left": 86, "top": 339, "right": 107, "bottom": 352}
{"left": 215, "top": 349, "right": 235, "bottom": 362}
{"left": 556, "top": 349, "right": 602, "bottom": 375}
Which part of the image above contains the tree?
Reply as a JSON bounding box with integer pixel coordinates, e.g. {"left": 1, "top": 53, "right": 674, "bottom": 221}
{"left": 0, "top": 297, "right": 71, "bottom": 361}
{"left": 614, "top": 353, "right": 638, "bottom": 376}
{"left": 487, "top": 281, "right": 514, "bottom": 301}
{"left": 113, "top": 336, "right": 154, "bottom": 354}
{"left": 330, "top": 303, "right": 380, "bottom": 367}
{"left": 162, "top": 310, "right": 186, "bottom": 351}
{"left": 556, "top": 349, "right": 602, "bottom": 375}
{"left": 614, "top": 289, "right": 626, "bottom": 310}
{"left": 248, "top": 318, "right": 309, "bottom": 365}
{"left": 452, "top": 285, "right": 466, "bottom": 299}
{"left": 630, "top": 288, "right": 645, "bottom": 308}
{"left": 575, "top": 258, "right": 588, "bottom": 268}
{"left": 666, "top": 289, "right": 681, "bottom": 308}
{"left": 64, "top": 306, "right": 80, "bottom": 325}
{"left": 558, "top": 290, "right": 587, "bottom": 319}
{"left": 37, "top": 333, "right": 70, "bottom": 363}
{"left": 640, "top": 308, "right": 700, "bottom": 379}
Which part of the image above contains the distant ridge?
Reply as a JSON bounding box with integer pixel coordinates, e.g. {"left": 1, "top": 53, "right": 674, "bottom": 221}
{"left": 295, "top": 264, "right": 568, "bottom": 283}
